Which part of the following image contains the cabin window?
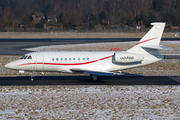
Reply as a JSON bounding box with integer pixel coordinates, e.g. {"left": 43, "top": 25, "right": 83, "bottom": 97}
{"left": 52, "top": 58, "right": 54, "bottom": 61}
{"left": 73, "top": 58, "right": 75, "bottom": 61}
{"left": 60, "top": 58, "right": 63, "bottom": 61}
{"left": 83, "top": 58, "right": 85, "bottom": 61}
{"left": 65, "top": 58, "right": 67, "bottom": 61}
{"left": 78, "top": 58, "right": 80, "bottom": 61}
{"left": 69, "top": 58, "right": 71, "bottom": 61}
{"left": 87, "top": 58, "right": 89, "bottom": 61}
{"left": 56, "top": 58, "right": 59, "bottom": 61}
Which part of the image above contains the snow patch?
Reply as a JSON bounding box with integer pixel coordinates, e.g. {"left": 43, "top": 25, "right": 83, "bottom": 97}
{"left": 0, "top": 86, "right": 180, "bottom": 119}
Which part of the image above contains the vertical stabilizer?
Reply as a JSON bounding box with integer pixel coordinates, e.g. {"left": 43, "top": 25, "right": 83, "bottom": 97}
{"left": 127, "top": 22, "right": 166, "bottom": 55}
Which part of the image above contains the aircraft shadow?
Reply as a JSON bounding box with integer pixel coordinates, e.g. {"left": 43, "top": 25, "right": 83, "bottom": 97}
{"left": 0, "top": 75, "right": 179, "bottom": 86}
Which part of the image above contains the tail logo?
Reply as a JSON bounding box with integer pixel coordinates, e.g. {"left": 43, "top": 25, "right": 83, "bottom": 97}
{"left": 135, "top": 37, "right": 158, "bottom": 46}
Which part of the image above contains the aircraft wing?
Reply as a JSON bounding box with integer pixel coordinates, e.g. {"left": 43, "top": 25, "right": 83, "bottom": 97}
{"left": 70, "top": 68, "right": 124, "bottom": 76}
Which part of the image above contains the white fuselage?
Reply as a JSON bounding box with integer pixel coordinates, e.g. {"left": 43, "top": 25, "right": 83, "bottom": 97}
{"left": 5, "top": 51, "right": 163, "bottom": 73}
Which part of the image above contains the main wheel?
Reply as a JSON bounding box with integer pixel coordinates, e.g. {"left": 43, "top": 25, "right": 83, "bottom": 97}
{"left": 90, "top": 74, "right": 97, "bottom": 81}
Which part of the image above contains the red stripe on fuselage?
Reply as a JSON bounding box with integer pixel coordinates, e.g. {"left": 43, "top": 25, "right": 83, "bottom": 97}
{"left": 135, "top": 37, "right": 158, "bottom": 45}
{"left": 17, "top": 55, "right": 113, "bottom": 66}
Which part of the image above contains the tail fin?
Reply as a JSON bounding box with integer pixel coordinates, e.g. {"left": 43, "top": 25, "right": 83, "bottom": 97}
{"left": 127, "top": 22, "right": 166, "bottom": 55}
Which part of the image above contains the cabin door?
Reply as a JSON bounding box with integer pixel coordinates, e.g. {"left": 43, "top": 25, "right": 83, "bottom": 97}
{"left": 36, "top": 55, "right": 44, "bottom": 71}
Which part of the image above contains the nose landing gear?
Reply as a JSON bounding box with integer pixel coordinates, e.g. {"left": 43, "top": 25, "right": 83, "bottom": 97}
{"left": 31, "top": 72, "right": 34, "bottom": 81}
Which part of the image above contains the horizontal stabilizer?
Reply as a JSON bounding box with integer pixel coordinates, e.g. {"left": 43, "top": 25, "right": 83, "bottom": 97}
{"left": 163, "top": 54, "right": 180, "bottom": 59}
{"left": 141, "top": 45, "right": 172, "bottom": 50}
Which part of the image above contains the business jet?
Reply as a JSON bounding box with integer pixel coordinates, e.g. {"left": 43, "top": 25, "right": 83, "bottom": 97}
{"left": 5, "top": 22, "right": 171, "bottom": 81}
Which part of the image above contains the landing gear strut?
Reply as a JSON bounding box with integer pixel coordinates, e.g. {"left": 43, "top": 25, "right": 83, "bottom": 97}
{"left": 90, "top": 74, "right": 97, "bottom": 81}
{"left": 31, "top": 72, "right": 34, "bottom": 81}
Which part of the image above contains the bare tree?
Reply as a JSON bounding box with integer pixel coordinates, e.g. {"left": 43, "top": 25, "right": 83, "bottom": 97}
{"left": 0, "top": 7, "right": 13, "bottom": 25}
{"left": 105, "top": 0, "right": 122, "bottom": 25}
{"left": 64, "top": 8, "right": 82, "bottom": 26}
{"left": 49, "top": 0, "right": 60, "bottom": 24}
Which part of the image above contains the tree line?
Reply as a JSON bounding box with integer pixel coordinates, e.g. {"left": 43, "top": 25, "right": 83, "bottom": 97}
{"left": 0, "top": 0, "right": 180, "bottom": 29}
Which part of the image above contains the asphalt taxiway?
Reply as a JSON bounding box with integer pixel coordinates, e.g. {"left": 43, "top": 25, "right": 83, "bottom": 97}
{"left": 0, "top": 76, "right": 180, "bottom": 86}
{"left": 0, "top": 37, "right": 180, "bottom": 55}
{"left": 1, "top": 38, "right": 138, "bottom": 55}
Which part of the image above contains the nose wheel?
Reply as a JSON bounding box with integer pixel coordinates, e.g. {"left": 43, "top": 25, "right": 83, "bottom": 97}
{"left": 31, "top": 72, "right": 34, "bottom": 81}
{"left": 90, "top": 74, "right": 97, "bottom": 81}
{"left": 31, "top": 77, "right": 34, "bottom": 81}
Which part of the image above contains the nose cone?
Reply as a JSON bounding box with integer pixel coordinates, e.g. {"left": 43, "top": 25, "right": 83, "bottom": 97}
{"left": 5, "top": 62, "right": 15, "bottom": 69}
{"left": 5, "top": 63, "right": 11, "bottom": 69}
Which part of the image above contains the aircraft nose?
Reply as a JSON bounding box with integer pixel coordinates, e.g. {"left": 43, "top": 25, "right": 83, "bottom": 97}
{"left": 5, "top": 62, "right": 14, "bottom": 69}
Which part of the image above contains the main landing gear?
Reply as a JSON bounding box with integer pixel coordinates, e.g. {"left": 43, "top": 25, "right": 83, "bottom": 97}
{"left": 90, "top": 74, "right": 97, "bottom": 81}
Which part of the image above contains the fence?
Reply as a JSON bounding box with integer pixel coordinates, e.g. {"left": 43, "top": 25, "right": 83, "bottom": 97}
{"left": 0, "top": 27, "right": 180, "bottom": 33}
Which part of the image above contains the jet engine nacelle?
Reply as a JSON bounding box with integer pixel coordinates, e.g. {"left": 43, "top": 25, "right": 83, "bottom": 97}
{"left": 113, "top": 52, "right": 144, "bottom": 63}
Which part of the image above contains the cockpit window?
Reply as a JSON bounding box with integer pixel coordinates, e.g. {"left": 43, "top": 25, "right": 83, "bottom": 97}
{"left": 27, "top": 56, "right": 32, "bottom": 59}
{"left": 24, "top": 56, "right": 28, "bottom": 59}
{"left": 20, "top": 55, "right": 25, "bottom": 59}
{"left": 20, "top": 55, "right": 32, "bottom": 59}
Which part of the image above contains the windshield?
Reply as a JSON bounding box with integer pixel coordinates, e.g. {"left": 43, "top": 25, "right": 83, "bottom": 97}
{"left": 20, "top": 55, "right": 32, "bottom": 59}
{"left": 20, "top": 55, "right": 25, "bottom": 59}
